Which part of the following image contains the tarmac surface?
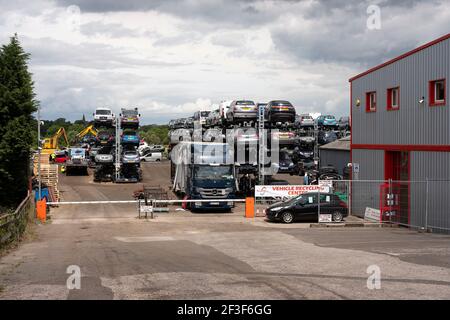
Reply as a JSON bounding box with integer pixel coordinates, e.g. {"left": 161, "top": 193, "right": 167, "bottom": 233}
{"left": 1, "top": 161, "right": 450, "bottom": 299}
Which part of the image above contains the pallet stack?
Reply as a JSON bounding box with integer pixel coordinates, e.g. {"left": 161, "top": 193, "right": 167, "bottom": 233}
{"left": 33, "top": 155, "right": 60, "bottom": 202}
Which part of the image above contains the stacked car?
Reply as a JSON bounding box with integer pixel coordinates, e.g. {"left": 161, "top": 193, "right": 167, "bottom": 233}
{"left": 166, "top": 100, "right": 350, "bottom": 194}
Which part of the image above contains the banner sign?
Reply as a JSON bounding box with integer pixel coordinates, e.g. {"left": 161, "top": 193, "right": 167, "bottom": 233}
{"left": 255, "top": 185, "right": 330, "bottom": 198}
{"left": 364, "top": 207, "right": 380, "bottom": 222}
{"left": 319, "top": 214, "right": 333, "bottom": 223}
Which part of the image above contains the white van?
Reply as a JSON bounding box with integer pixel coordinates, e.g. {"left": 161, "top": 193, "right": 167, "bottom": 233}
{"left": 140, "top": 152, "right": 162, "bottom": 162}
{"left": 93, "top": 107, "right": 115, "bottom": 127}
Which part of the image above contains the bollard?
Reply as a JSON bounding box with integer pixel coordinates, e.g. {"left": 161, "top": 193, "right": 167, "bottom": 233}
{"left": 245, "top": 197, "right": 255, "bottom": 218}
{"left": 36, "top": 198, "right": 47, "bottom": 222}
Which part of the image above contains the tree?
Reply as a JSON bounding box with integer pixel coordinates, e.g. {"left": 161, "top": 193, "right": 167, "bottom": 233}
{"left": 0, "top": 35, "right": 38, "bottom": 208}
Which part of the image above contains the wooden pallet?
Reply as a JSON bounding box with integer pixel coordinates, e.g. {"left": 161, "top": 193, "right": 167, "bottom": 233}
{"left": 33, "top": 156, "right": 60, "bottom": 202}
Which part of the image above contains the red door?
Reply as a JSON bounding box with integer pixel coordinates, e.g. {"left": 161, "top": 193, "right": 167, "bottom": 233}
{"left": 384, "top": 151, "right": 410, "bottom": 225}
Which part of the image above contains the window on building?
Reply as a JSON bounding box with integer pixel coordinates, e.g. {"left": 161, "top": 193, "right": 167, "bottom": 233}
{"left": 429, "top": 79, "right": 446, "bottom": 106}
{"left": 366, "top": 91, "right": 376, "bottom": 112}
{"left": 387, "top": 87, "right": 399, "bottom": 110}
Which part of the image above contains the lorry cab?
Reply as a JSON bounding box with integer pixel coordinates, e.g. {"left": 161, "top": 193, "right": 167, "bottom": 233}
{"left": 170, "top": 142, "right": 237, "bottom": 211}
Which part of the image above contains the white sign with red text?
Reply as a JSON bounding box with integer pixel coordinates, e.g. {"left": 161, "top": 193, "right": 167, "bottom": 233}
{"left": 255, "top": 185, "right": 330, "bottom": 198}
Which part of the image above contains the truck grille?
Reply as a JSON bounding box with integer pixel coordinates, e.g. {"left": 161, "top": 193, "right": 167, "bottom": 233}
{"left": 198, "top": 188, "right": 230, "bottom": 199}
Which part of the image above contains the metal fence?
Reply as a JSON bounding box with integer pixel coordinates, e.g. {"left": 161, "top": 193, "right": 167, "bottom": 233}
{"left": 322, "top": 179, "right": 450, "bottom": 233}
{"left": 0, "top": 194, "right": 33, "bottom": 248}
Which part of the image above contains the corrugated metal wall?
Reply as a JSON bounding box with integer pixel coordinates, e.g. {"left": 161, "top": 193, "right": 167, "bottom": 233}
{"left": 351, "top": 149, "right": 384, "bottom": 217}
{"left": 351, "top": 38, "right": 450, "bottom": 145}
{"left": 319, "top": 149, "right": 350, "bottom": 175}
{"left": 410, "top": 152, "right": 450, "bottom": 231}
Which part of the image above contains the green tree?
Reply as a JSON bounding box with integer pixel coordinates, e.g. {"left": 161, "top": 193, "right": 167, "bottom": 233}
{"left": 0, "top": 35, "right": 38, "bottom": 208}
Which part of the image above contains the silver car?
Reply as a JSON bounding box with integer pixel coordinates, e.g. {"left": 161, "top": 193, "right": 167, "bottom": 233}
{"left": 122, "top": 150, "right": 140, "bottom": 164}
{"left": 299, "top": 114, "right": 314, "bottom": 128}
{"left": 226, "top": 100, "right": 257, "bottom": 124}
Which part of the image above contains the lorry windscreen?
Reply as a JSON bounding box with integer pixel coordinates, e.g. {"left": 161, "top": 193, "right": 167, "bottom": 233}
{"left": 193, "top": 166, "right": 234, "bottom": 180}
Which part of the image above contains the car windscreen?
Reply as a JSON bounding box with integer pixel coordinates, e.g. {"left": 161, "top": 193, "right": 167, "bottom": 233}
{"left": 70, "top": 149, "right": 85, "bottom": 156}
{"left": 272, "top": 101, "right": 292, "bottom": 107}
{"left": 325, "top": 116, "right": 335, "bottom": 119}
{"left": 280, "top": 152, "right": 292, "bottom": 161}
{"left": 96, "top": 110, "right": 111, "bottom": 115}
{"left": 201, "top": 111, "right": 210, "bottom": 117}
{"left": 193, "top": 166, "right": 234, "bottom": 180}
{"left": 236, "top": 101, "right": 255, "bottom": 105}
{"left": 123, "top": 110, "right": 138, "bottom": 116}
{"left": 326, "top": 132, "right": 337, "bottom": 139}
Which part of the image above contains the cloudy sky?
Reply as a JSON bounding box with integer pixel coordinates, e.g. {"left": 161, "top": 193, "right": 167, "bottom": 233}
{"left": 1, "top": 0, "right": 449, "bottom": 124}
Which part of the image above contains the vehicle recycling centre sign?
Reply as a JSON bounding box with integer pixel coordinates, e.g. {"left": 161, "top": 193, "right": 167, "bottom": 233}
{"left": 255, "top": 185, "right": 330, "bottom": 199}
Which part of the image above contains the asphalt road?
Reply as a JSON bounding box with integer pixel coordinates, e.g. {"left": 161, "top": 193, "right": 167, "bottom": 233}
{"left": 1, "top": 162, "right": 449, "bottom": 299}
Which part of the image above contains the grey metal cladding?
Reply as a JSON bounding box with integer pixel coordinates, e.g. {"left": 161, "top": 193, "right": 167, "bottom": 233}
{"left": 319, "top": 149, "right": 350, "bottom": 175}
{"left": 351, "top": 37, "right": 450, "bottom": 145}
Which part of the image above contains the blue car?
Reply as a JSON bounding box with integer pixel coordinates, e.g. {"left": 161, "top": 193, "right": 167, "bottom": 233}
{"left": 317, "top": 115, "right": 338, "bottom": 129}
{"left": 121, "top": 130, "right": 140, "bottom": 145}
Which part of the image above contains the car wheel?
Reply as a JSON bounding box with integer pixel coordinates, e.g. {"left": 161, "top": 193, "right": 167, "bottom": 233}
{"left": 332, "top": 211, "right": 343, "bottom": 222}
{"left": 281, "top": 211, "right": 294, "bottom": 224}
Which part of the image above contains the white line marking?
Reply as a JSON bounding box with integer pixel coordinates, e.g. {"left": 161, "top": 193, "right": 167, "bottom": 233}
{"left": 114, "top": 236, "right": 175, "bottom": 242}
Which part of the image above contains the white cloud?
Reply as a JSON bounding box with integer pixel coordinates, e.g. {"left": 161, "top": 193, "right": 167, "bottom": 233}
{"left": 0, "top": 0, "right": 449, "bottom": 124}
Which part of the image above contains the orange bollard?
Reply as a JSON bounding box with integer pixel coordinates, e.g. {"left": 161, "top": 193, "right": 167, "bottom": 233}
{"left": 245, "top": 197, "right": 255, "bottom": 218}
{"left": 36, "top": 198, "right": 47, "bottom": 222}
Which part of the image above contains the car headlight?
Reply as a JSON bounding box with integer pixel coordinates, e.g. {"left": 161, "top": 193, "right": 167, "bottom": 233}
{"left": 270, "top": 207, "right": 283, "bottom": 211}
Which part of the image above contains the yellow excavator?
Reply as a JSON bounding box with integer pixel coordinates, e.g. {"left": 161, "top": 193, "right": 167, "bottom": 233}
{"left": 42, "top": 127, "right": 69, "bottom": 155}
{"left": 74, "top": 124, "right": 98, "bottom": 144}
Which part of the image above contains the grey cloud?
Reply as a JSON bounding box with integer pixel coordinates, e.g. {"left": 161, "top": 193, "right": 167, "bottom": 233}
{"left": 55, "top": 0, "right": 272, "bottom": 27}
{"left": 269, "top": 0, "right": 450, "bottom": 67}
{"left": 25, "top": 37, "right": 187, "bottom": 69}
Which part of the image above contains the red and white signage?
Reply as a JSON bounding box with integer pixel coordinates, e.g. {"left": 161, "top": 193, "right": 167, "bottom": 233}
{"left": 255, "top": 185, "right": 330, "bottom": 198}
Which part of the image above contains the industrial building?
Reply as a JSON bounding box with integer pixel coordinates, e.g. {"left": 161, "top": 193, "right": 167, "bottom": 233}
{"left": 319, "top": 136, "right": 350, "bottom": 176}
{"left": 350, "top": 33, "right": 450, "bottom": 229}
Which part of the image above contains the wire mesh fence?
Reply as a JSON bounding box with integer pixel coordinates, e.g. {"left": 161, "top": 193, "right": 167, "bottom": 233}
{"left": 252, "top": 180, "right": 450, "bottom": 232}
{"left": 319, "top": 179, "right": 450, "bottom": 233}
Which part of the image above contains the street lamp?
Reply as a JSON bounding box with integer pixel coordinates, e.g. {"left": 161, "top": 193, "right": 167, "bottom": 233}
{"left": 37, "top": 104, "right": 41, "bottom": 200}
{"left": 36, "top": 106, "right": 45, "bottom": 201}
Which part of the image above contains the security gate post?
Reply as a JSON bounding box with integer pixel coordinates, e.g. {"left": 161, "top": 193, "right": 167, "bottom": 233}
{"left": 425, "top": 178, "right": 429, "bottom": 230}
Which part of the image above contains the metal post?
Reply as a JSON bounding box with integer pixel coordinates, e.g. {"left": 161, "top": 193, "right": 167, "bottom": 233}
{"left": 388, "top": 178, "right": 392, "bottom": 224}
{"left": 257, "top": 105, "right": 265, "bottom": 185}
{"left": 317, "top": 180, "right": 321, "bottom": 222}
{"left": 313, "top": 120, "right": 319, "bottom": 170}
{"left": 115, "top": 116, "right": 121, "bottom": 182}
{"left": 37, "top": 104, "right": 42, "bottom": 200}
{"left": 425, "top": 178, "right": 429, "bottom": 230}
{"left": 347, "top": 180, "right": 351, "bottom": 216}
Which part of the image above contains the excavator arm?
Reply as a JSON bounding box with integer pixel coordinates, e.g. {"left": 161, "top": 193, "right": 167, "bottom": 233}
{"left": 75, "top": 125, "right": 98, "bottom": 142}
{"left": 43, "top": 127, "right": 69, "bottom": 153}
